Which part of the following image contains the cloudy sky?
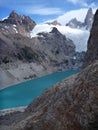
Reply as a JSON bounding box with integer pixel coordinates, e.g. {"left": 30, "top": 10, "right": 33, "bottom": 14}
{"left": 0, "top": 0, "right": 98, "bottom": 23}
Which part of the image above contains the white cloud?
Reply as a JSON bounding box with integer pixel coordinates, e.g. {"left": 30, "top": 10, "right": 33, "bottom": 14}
{"left": 25, "top": 5, "right": 64, "bottom": 15}
{"left": 67, "top": 0, "right": 79, "bottom": 5}
{"left": 87, "top": 2, "right": 97, "bottom": 8}
{"left": 67, "top": 0, "right": 97, "bottom": 8}
{"left": 57, "top": 8, "right": 97, "bottom": 25}
{"left": 30, "top": 23, "right": 89, "bottom": 52}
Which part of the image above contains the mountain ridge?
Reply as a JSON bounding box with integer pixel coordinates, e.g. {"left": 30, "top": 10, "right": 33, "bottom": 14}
{"left": 0, "top": 10, "right": 36, "bottom": 37}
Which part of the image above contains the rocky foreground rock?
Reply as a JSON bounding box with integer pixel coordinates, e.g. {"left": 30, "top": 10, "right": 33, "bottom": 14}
{"left": 83, "top": 9, "right": 98, "bottom": 68}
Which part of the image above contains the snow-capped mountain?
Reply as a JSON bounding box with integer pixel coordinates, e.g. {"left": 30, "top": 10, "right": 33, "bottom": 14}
{"left": 30, "top": 24, "right": 89, "bottom": 52}
{"left": 55, "top": 8, "right": 96, "bottom": 25}
{"left": 66, "top": 8, "right": 94, "bottom": 30}
{"left": 30, "top": 8, "right": 96, "bottom": 52}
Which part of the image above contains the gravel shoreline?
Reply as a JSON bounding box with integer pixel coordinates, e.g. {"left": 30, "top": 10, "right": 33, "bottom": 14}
{"left": 0, "top": 106, "right": 26, "bottom": 116}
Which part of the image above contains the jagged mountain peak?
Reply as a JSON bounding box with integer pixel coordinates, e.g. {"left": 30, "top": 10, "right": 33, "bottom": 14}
{"left": 86, "top": 8, "right": 93, "bottom": 16}
{"left": 84, "top": 8, "right": 93, "bottom": 30}
{"left": 50, "top": 27, "right": 61, "bottom": 34}
{"left": 7, "top": 10, "right": 36, "bottom": 26}
{"left": 0, "top": 10, "right": 36, "bottom": 36}
{"left": 9, "top": 10, "right": 19, "bottom": 17}
{"left": 66, "top": 8, "right": 94, "bottom": 30}
{"left": 66, "top": 17, "right": 82, "bottom": 28}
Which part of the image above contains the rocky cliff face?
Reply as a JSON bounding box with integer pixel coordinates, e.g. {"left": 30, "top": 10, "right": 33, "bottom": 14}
{"left": 83, "top": 9, "right": 98, "bottom": 68}
{"left": 0, "top": 11, "right": 36, "bottom": 36}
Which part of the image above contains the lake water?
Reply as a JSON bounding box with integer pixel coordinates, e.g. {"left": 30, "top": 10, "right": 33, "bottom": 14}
{"left": 0, "top": 70, "right": 79, "bottom": 110}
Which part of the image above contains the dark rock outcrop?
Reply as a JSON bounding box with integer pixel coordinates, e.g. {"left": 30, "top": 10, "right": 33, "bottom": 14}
{"left": 83, "top": 9, "right": 98, "bottom": 68}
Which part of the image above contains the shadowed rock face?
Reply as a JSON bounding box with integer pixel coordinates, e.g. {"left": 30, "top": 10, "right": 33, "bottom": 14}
{"left": 83, "top": 9, "right": 98, "bottom": 68}
{"left": 0, "top": 27, "right": 75, "bottom": 69}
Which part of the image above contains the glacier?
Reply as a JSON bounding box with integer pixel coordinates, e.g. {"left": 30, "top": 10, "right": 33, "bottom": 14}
{"left": 30, "top": 24, "right": 89, "bottom": 52}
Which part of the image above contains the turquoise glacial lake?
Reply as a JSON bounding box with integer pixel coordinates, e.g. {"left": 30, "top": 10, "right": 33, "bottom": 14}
{"left": 0, "top": 70, "right": 79, "bottom": 110}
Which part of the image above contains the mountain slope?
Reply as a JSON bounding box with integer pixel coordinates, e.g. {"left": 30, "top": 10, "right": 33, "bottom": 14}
{"left": 0, "top": 25, "right": 77, "bottom": 89}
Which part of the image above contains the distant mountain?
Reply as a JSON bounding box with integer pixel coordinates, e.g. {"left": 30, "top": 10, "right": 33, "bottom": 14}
{"left": 47, "top": 8, "right": 94, "bottom": 30}
{"left": 66, "top": 8, "right": 94, "bottom": 30}
{"left": 46, "top": 20, "right": 61, "bottom": 26}
{"left": 31, "top": 8, "right": 96, "bottom": 52}
{"left": 56, "top": 8, "right": 96, "bottom": 25}
{"left": 66, "top": 18, "right": 83, "bottom": 29}
{"left": 31, "top": 23, "right": 89, "bottom": 52}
